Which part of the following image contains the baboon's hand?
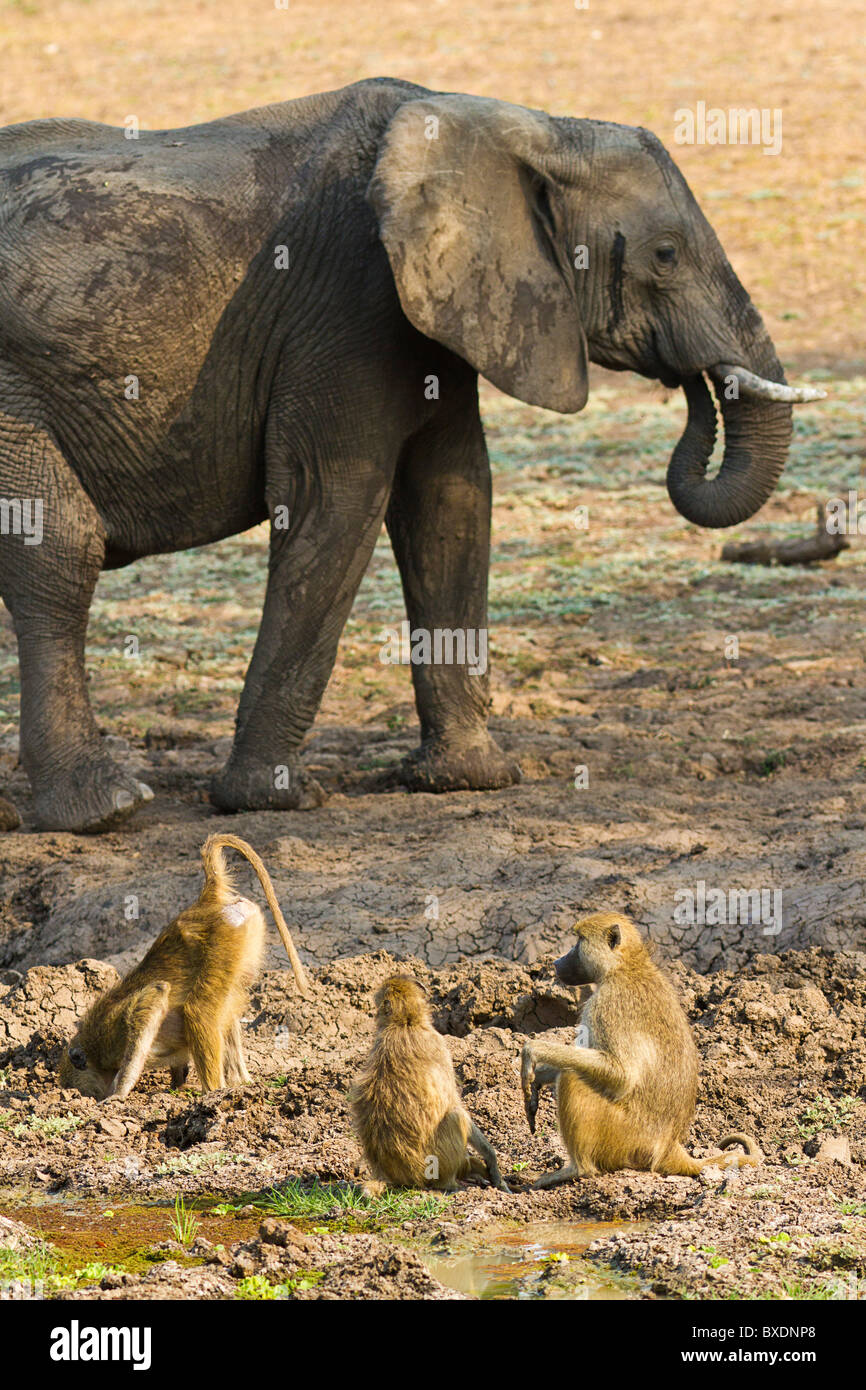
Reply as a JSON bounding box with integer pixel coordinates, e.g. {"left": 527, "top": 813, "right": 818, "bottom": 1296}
{"left": 521, "top": 1044, "right": 538, "bottom": 1134}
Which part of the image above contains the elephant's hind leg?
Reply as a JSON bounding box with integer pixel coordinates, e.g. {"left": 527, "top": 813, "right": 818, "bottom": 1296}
{"left": 0, "top": 412, "right": 152, "bottom": 830}
{"left": 386, "top": 367, "right": 519, "bottom": 793}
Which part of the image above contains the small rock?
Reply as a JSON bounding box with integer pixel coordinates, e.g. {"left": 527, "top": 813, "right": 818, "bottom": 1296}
{"left": 0, "top": 1215, "right": 43, "bottom": 1250}
{"left": 205, "top": 1244, "right": 232, "bottom": 1267}
{"left": 258, "top": 1217, "right": 313, "bottom": 1251}
{"left": 815, "top": 1136, "right": 852, "bottom": 1166}
{"left": 97, "top": 1115, "right": 126, "bottom": 1139}
{"left": 0, "top": 795, "right": 20, "bottom": 832}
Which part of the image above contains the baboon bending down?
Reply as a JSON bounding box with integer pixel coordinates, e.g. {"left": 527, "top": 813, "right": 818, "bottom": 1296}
{"left": 350, "top": 976, "right": 510, "bottom": 1193}
{"left": 59, "top": 833, "right": 310, "bottom": 1099}
{"left": 522, "top": 913, "right": 762, "bottom": 1186}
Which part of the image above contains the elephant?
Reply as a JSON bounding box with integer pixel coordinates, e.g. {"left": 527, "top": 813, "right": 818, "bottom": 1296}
{"left": 0, "top": 78, "right": 822, "bottom": 832}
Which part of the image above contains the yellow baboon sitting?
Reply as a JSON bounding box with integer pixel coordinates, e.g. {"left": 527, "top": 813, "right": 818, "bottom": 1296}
{"left": 522, "top": 913, "right": 761, "bottom": 1185}
{"left": 350, "top": 975, "right": 509, "bottom": 1193}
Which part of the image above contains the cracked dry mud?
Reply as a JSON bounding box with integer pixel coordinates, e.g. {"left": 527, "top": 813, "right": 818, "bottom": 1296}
{"left": 0, "top": 944, "right": 864, "bottom": 1299}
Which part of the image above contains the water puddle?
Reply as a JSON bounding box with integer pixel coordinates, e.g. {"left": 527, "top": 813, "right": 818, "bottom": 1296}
{"left": 1, "top": 1192, "right": 262, "bottom": 1274}
{"left": 421, "top": 1220, "right": 646, "bottom": 1300}
{"left": 2, "top": 1192, "right": 648, "bottom": 1300}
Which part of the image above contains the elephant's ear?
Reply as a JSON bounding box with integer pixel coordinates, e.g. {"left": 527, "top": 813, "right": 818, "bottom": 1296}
{"left": 368, "top": 95, "right": 588, "bottom": 413}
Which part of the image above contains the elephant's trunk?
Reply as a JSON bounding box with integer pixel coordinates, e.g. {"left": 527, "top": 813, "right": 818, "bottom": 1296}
{"left": 665, "top": 337, "right": 795, "bottom": 529}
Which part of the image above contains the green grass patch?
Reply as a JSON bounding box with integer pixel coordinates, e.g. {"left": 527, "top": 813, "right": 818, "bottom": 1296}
{"left": 0, "top": 1243, "right": 118, "bottom": 1295}
{"left": 170, "top": 1195, "right": 200, "bottom": 1246}
{"left": 0, "top": 1114, "right": 82, "bottom": 1139}
{"left": 256, "top": 1179, "right": 449, "bottom": 1229}
{"left": 235, "top": 1270, "right": 325, "bottom": 1300}
{"left": 793, "top": 1094, "right": 862, "bottom": 1142}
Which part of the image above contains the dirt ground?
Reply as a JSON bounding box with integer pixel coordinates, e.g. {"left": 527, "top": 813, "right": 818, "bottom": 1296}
{"left": 1, "top": 0, "right": 865, "bottom": 1301}
{"left": 2, "top": 374, "right": 865, "bottom": 976}
{"left": 0, "top": 945, "right": 864, "bottom": 1299}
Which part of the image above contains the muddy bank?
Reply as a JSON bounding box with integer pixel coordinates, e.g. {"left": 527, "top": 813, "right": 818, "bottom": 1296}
{"left": 587, "top": 1173, "right": 866, "bottom": 1301}
{"left": 0, "top": 1212, "right": 461, "bottom": 1301}
{"left": 2, "top": 729, "right": 864, "bottom": 976}
{"left": 1, "top": 944, "right": 863, "bottom": 1298}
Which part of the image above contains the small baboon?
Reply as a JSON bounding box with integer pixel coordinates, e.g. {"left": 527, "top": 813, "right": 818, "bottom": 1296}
{"left": 349, "top": 975, "right": 510, "bottom": 1193}
{"left": 521, "top": 913, "right": 762, "bottom": 1185}
{"left": 59, "top": 833, "right": 310, "bottom": 1100}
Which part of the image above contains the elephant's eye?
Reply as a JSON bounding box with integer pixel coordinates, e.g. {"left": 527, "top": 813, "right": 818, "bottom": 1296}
{"left": 655, "top": 243, "right": 677, "bottom": 267}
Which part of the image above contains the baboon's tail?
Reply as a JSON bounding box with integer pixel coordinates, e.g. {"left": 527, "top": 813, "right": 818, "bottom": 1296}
{"left": 201, "top": 833, "right": 311, "bottom": 997}
{"left": 717, "top": 1132, "right": 763, "bottom": 1164}
{"left": 693, "top": 1131, "right": 763, "bottom": 1171}
{"left": 201, "top": 833, "right": 235, "bottom": 901}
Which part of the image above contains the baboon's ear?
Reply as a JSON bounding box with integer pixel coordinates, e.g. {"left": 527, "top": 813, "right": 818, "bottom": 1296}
{"left": 608, "top": 925, "right": 621, "bottom": 950}
{"left": 369, "top": 95, "right": 588, "bottom": 413}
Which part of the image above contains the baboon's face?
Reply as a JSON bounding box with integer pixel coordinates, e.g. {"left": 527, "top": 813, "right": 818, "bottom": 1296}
{"left": 58, "top": 1038, "right": 112, "bottom": 1099}
{"left": 555, "top": 914, "right": 627, "bottom": 985}
{"left": 554, "top": 943, "right": 590, "bottom": 986}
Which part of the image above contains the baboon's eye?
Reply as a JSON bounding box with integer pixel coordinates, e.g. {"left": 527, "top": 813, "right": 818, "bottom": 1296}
{"left": 69, "top": 1045, "right": 87, "bottom": 1071}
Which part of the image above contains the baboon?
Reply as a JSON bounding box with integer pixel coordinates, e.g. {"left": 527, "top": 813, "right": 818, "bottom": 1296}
{"left": 59, "top": 833, "right": 310, "bottom": 1100}
{"left": 349, "top": 975, "right": 510, "bottom": 1193}
{"left": 521, "top": 913, "right": 762, "bottom": 1186}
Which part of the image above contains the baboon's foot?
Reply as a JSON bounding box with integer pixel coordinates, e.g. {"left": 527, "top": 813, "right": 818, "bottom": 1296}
{"left": 361, "top": 1180, "right": 387, "bottom": 1199}
{"left": 31, "top": 757, "right": 153, "bottom": 833}
{"left": 210, "top": 752, "right": 326, "bottom": 813}
{"left": 400, "top": 733, "right": 520, "bottom": 793}
{"left": 531, "top": 1164, "right": 579, "bottom": 1190}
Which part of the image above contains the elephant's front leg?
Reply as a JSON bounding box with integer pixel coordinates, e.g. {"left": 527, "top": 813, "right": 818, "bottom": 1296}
{"left": 386, "top": 376, "right": 519, "bottom": 794}
{"left": 211, "top": 461, "right": 393, "bottom": 812}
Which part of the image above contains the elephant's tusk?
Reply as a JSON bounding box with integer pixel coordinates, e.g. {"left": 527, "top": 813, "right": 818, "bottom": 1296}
{"left": 713, "top": 363, "right": 827, "bottom": 404}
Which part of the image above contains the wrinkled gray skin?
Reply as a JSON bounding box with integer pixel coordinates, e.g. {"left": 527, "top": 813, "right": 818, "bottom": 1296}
{"left": 0, "top": 79, "right": 794, "bottom": 832}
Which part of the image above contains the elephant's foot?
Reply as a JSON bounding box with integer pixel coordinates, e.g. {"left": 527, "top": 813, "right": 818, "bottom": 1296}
{"left": 210, "top": 752, "right": 327, "bottom": 813}
{"left": 31, "top": 756, "right": 153, "bottom": 833}
{"left": 400, "top": 733, "right": 520, "bottom": 793}
{"left": 0, "top": 795, "right": 22, "bottom": 832}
